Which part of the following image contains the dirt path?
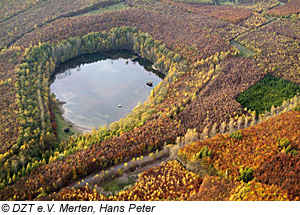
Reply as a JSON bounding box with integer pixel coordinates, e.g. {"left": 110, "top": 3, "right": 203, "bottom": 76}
{"left": 230, "top": 40, "right": 254, "bottom": 57}
{"left": 229, "top": 18, "right": 279, "bottom": 43}
{"left": 228, "top": 17, "right": 280, "bottom": 58}
{"left": 61, "top": 148, "right": 170, "bottom": 191}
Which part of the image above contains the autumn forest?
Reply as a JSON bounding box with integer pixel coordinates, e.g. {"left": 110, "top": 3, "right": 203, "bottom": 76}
{"left": 0, "top": 0, "right": 300, "bottom": 201}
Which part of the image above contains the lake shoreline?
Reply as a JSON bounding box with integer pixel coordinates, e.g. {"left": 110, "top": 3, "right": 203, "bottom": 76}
{"left": 51, "top": 49, "right": 163, "bottom": 133}
{"left": 56, "top": 99, "right": 92, "bottom": 134}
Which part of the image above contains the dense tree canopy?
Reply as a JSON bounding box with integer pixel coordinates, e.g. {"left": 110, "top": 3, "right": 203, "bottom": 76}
{"left": 0, "top": 0, "right": 300, "bottom": 201}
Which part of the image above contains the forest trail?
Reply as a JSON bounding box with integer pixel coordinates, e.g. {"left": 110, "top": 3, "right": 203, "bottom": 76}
{"left": 230, "top": 40, "right": 254, "bottom": 57}
{"left": 61, "top": 148, "right": 169, "bottom": 191}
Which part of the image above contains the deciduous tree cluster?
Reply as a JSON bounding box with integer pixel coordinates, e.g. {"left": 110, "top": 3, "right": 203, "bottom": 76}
{"left": 237, "top": 20, "right": 300, "bottom": 83}
{"left": 0, "top": 0, "right": 123, "bottom": 50}
{"left": 44, "top": 160, "right": 202, "bottom": 201}
{"left": 176, "top": 57, "right": 264, "bottom": 133}
{"left": 265, "top": 0, "right": 300, "bottom": 17}
{"left": 179, "top": 110, "right": 300, "bottom": 187}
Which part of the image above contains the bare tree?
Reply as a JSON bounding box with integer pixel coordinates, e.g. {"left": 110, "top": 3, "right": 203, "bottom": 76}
{"left": 220, "top": 121, "right": 226, "bottom": 134}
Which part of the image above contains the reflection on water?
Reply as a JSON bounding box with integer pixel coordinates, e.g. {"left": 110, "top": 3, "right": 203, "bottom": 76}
{"left": 50, "top": 50, "right": 164, "bottom": 129}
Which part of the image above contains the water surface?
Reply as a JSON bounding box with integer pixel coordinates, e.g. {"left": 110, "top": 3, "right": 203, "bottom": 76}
{"left": 50, "top": 50, "right": 163, "bottom": 129}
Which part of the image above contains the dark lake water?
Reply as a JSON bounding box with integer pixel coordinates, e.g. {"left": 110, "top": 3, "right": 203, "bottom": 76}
{"left": 50, "top": 50, "right": 164, "bottom": 129}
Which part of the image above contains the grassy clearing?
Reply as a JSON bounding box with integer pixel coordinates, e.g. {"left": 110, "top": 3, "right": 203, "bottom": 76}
{"left": 231, "top": 40, "right": 254, "bottom": 57}
{"left": 102, "top": 177, "right": 136, "bottom": 192}
{"left": 77, "top": 2, "right": 129, "bottom": 17}
{"left": 54, "top": 105, "right": 79, "bottom": 142}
